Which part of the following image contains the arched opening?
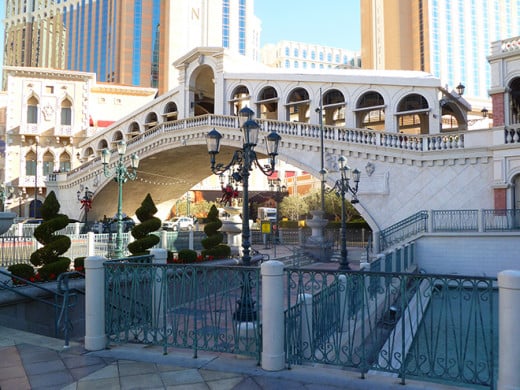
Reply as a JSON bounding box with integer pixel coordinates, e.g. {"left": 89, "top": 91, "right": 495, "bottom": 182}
{"left": 257, "top": 86, "right": 278, "bottom": 120}
{"left": 27, "top": 96, "right": 39, "bottom": 124}
{"left": 29, "top": 199, "right": 43, "bottom": 218}
{"left": 97, "top": 139, "right": 109, "bottom": 152}
{"left": 25, "top": 150, "right": 36, "bottom": 176}
{"left": 59, "top": 152, "right": 71, "bottom": 172}
{"left": 509, "top": 77, "right": 520, "bottom": 125}
{"left": 286, "top": 87, "right": 310, "bottom": 123}
{"left": 396, "top": 93, "right": 430, "bottom": 134}
{"left": 322, "top": 89, "right": 345, "bottom": 126}
{"left": 355, "top": 91, "right": 385, "bottom": 130}
{"left": 128, "top": 122, "right": 140, "bottom": 140}
{"left": 84, "top": 147, "right": 95, "bottom": 160}
{"left": 60, "top": 98, "right": 72, "bottom": 126}
{"left": 189, "top": 65, "right": 215, "bottom": 116}
{"left": 145, "top": 112, "right": 159, "bottom": 130}
{"left": 42, "top": 151, "right": 54, "bottom": 176}
{"left": 113, "top": 131, "right": 124, "bottom": 144}
{"left": 163, "top": 102, "right": 178, "bottom": 122}
{"left": 230, "top": 85, "right": 250, "bottom": 115}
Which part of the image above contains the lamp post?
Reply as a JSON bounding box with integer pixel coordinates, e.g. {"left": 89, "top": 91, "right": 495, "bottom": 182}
{"left": 327, "top": 156, "right": 361, "bottom": 271}
{"left": 206, "top": 107, "right": 281, "bottom": 321}
{"left": 77, "top": 186, "right": 94, "bottom": 230}
{"left": 269, "top": 178, "right": 286, "bottom": 258}
{"left": 102, "top": 140, "right": 139, "bottom": 258}
{"left": 0, "top": 183, "right": 14, "bottom": 212}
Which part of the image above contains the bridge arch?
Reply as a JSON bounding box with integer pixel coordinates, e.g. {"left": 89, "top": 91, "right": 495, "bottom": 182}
{"left": 322, "top": 88, "right": 346, "bottom": 127}
{"left": 256, "top": 85, "right": 279, "bottom": 120}
{"left": 396, "top": 93, "right": 430, "bottom": 134}
{"left": 286, "top": 87, "right": 310, "bottom": 122}
{"left": 163, "top": 101, "right": 178, "bottom": 122}
{"left": 355, "top": 90, "right": 386, "bottom": 130}
{"left": 229, "top": 84, "right": 251, "bottom": 115}
{"left": 144, "top": 111, "right": 159, "bottom": 130}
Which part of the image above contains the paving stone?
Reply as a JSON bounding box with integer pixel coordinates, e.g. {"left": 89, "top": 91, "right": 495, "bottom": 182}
{"left": 160, "top": 368, "right": 204, "bottom": 386}
{"left": 120, "top": 372, "right": 164, "bottom": 389}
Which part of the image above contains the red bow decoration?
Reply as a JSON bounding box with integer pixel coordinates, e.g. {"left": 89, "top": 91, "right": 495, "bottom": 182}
{"left": 220, "top": 185, "right": 239, "bottom": 206}
{"left": 80, "top": 198, "right": 92, "bottom": 212}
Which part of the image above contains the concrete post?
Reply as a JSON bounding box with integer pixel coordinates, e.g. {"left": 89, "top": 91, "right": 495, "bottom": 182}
{"left": 87, "top": 232, "right": 95, "bottom": 256}
{"left": 427, "top": 210, "right": 433, "bottom": 233}
{"left": 189, "top": 230, "right": 194, "bottom": 250}
{"left": 478, "top": 209, "right": 484, "bottom": 233}
{"left": 261, "top": 260, "right": 285, "bottom": 371}
{"left": 372, "top": 231, "right": 380, "bottom": 253}
{"left": 498, "top": 270, "right": 520, "bottom": 390}
{"left": 151, "top": 249, "right": 167, "bottom": 329}
{"left": 84, "top": 256, "right": 106, "bottom": 351}
{"left": 160, "top": 230, "right": 168, "bottom": 250}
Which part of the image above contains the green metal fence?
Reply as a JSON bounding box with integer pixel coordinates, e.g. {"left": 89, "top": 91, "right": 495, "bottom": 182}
{"left": 285, "top": 268, "right": 496, "bottom": 388}
{"left": 104, "top": 259, "right": 261, "bottom": 361}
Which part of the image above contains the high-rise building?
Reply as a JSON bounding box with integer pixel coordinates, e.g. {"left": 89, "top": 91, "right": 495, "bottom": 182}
{"left": 360, "top": 0, "right": 520, "bottom": 108}
{"left": 3, "top": 0, "right": 260, "bottom": 94}
{"left": 260, "top": 40, "right": 361, "bottom": 70}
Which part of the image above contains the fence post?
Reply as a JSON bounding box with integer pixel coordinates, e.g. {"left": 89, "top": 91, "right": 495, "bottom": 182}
{"left": 299, "top": 293, "right": 313, "bottom": 360}
{"left": 339, "top": 275, "right": 349, "bottom": 332}
{"left": 498, "top": 270, "right": 520, "bottom": 390}
{"left": 87, "top": 232, "right": 95, "bottom": 256}
{"left": 151, "top": 249, "right": 167, "bottom": 329}
{"left": 427, "top": 210, "right": 433, "bottom": 232}
{"left": 261, "top": 260, "right": 285, "bottom": 371}
{"left": 189, "top": 230, "right": 194, "bottom": 250}
{"left": 160, "top": 230, "right": 168, "bottom": 250}
{"left": 84, "top": 255, "right": 106, "bottom": 351}
{"left": 478, "top": 209, "right": 484, "bottom": 232}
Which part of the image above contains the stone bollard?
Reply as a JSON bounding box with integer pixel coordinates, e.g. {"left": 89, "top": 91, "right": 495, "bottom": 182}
{"left": 87, "top": 232, "right": 95, "bottom": 256}
{"left": 498, "top": 270, "right": 520, "bottom": 390}
{"left": 151, "top": 249, "right": 167, "bottom": 329}
{"left": 261, "top": 260, "right": 285, "bottom": 371}
{"left": 84, "top": 256, "right": 107, "bottom": 351}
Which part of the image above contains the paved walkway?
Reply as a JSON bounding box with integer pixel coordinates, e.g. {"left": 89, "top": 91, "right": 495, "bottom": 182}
{"left": 0, "top": 325, "right": 471, "bottom": 390}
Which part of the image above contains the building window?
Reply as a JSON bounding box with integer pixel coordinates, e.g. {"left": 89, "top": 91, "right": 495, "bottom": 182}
{"left": 25, "top": 152, "right": 36, "bottom": 176}
{"left": 27, "top": 97, "right": 38, "bottom": 124}
{"left": 60, "top": 99, "right": 72, "bottom": 125}
{"left": 43, "top": 152, "right": 54, "bottom": 176}
{"left": 294, "top": 48, "right": 299, "bottom": 57}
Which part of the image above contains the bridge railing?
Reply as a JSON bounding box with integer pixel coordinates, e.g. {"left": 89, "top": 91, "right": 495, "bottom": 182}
{"left": 378, "top": 208, "right": 520, "bottom": 252}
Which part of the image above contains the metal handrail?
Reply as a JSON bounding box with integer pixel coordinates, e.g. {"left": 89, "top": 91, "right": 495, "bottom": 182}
{"left": 0, "top": 269, "right": 84, "bottom": 346}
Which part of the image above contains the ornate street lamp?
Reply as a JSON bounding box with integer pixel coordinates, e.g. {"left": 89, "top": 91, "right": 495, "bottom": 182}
{"left": 102, "top": 140, "right": 139, "bottom": 258}
{"left": 206, "top": 107, "right": 281, "bottom": 321}
{"left": 0, "top": 183, "right": 14, "bottom": 212}
{"left": 269, "top": 178, "right": 287, "bottom": 257}
{"left": 327, "top": 156, "right": 361, "bottom": 271}
{"left": 456, "top": 82, "right": 465, "bottom": 97}
{"left": 77, "top": 186, "right": 94, "bottom": 230}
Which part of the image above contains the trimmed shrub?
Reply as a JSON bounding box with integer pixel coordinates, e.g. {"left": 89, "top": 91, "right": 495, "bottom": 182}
{"left": 201, "top": 205, "right": 230, "bottom": 259}
{"left": 8, "top": 263, "right": 35, "bottom": 282}
{"left": 30, "top": 191, "right": 71, "bottom": 280}
{"left": 177, "top": 248, "right": 197, "bottom": 263}
{"left": 128, "top": 193, "right": 161, "bottom": 256}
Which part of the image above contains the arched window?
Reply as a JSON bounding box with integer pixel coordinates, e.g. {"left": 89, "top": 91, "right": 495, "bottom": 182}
{"left": 59, "top": 152, "right": 71, "bottom": 172}
{"left": 509, "top": 77, "right": 520, "bottom": 125}
{"left": 257, "top": 86, "right": 278, "bottom": 120}
{"left": 322, "top": 89, "right": 346, "bottom": 126}
{"left": 396, "top": 94, "right": 430, "bottom": 134}
{"left": 230, "top": 85, "right": 250, "bottom": 115}
{"left": 42, "top": 151, "right": 54, "bottom": 176}
{"left": 163, "top": 101, "right": 178, "bottom": 121}
{"left": 60, "top": 98, "right": 72, "bottom": 125}
{"left": 25, "top": 151, "right": 36, "bottom": 176}
{"left": 27, "top": 96, "right": 38, "bottom": 124}
{"left": 287, "top": 88, "right": 310, "bottom": 123}
{"left": 356, "top": 91, "right": 386, "bottom": 130}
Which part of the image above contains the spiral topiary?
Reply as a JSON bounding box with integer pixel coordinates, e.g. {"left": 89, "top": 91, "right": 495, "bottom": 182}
{"left": 30, "top": 191, "right": 71, "bottom": 280}
{"left": 128, "top": 193, "right": 161, "bottom": 256}
{"left": 201, "top": 205, "right": 231, "bottom": 259}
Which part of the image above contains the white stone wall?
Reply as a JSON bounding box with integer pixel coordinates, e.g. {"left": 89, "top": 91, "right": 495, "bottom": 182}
{"left": 415, "top": 234, "right": 520, "bottom": 276}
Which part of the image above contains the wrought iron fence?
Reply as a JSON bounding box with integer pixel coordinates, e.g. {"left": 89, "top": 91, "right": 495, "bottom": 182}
{"left": 284, "top": 268, "right": 496, "bottom": 388}
{"left": 104, "top": 260, "right": 261, "bottom": 360}
{"left": 431, "top": 209, "right": 479, "bottom": 232}
{"left": 379, "top": 211, "right": 428, "bottom": 251}
{"left": 482, "top": 209, "right": 520, "bottom": 231}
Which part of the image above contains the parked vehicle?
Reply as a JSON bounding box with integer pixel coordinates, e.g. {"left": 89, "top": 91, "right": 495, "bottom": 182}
{"left": 90, "top": 218, "right": 135, "bottom": 233}
{"left": 162, "top": 216, "right": 194, "bottom": 231}
{"left": 257, "top": 207, "right": 277, "bottom": 222}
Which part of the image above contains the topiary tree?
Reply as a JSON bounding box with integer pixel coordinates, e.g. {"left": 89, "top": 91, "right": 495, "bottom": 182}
{"left": 201, "top": 205, "right": 231, "bottom": 259}
{"left": 128, "top": 193, "right": 161, "bottom": 256}
{"left": 30, "top": 191, "right": 71, "bottom": 280}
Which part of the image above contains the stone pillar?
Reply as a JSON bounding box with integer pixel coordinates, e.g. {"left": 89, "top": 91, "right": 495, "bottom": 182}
{"left": 188, "top": 230, "right": 194, "bottom": 250}
{"left": 261, "top": 260, "right": 285, "bottom": 371}
{"left": 303, "top": 210, "right": 331, "bottom": 261}
{"left": 498, "top": 270, "right": 520, "bottom": 390}
{"left": 84, "top": 256, "right": 106, "bottom": 351}
{"left": 160, "top": 230, "right": 168, "bottom": 249}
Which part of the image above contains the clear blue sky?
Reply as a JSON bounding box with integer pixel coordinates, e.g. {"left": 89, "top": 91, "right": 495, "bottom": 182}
{"left": 254, "top": 1, "right": 361, "bottom": 51}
